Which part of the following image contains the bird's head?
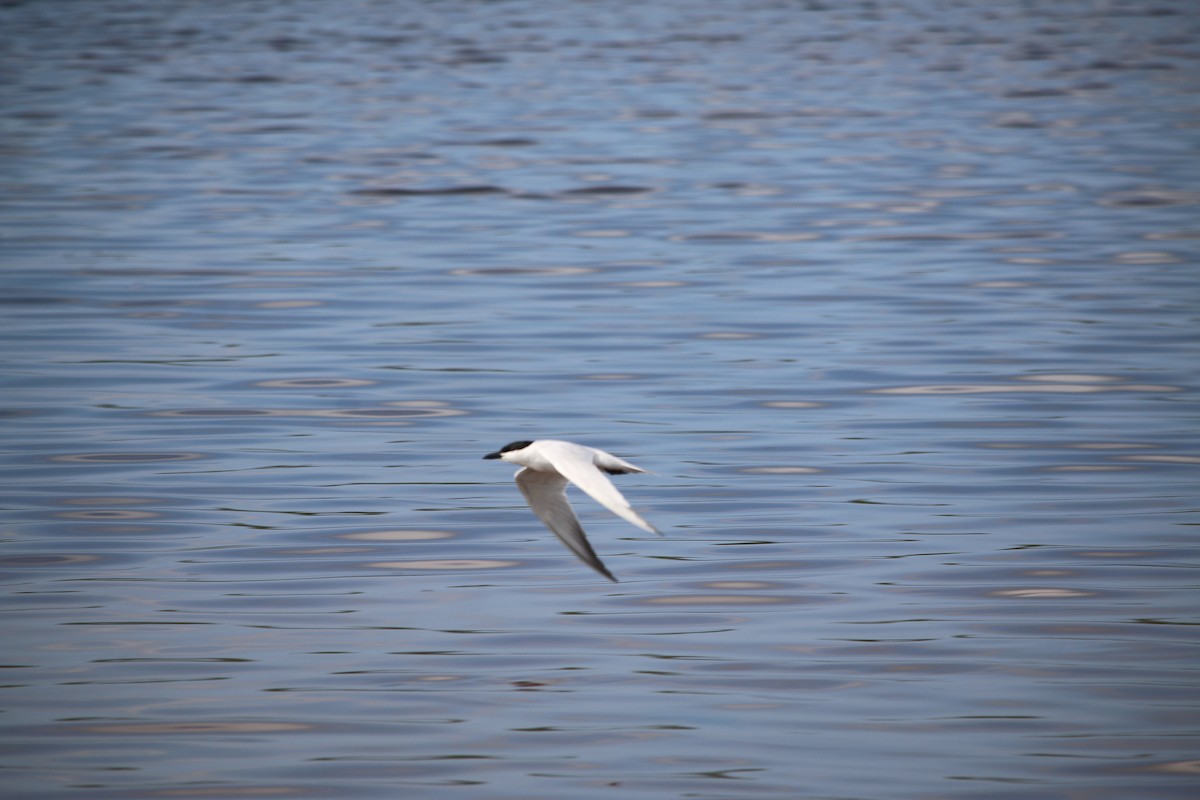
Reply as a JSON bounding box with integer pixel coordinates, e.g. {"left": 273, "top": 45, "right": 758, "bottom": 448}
{"left": 483, "top": 440, "right": 535, "bottom": 461}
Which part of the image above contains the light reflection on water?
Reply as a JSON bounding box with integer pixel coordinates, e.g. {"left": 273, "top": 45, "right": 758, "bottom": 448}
{"left": 2, "top": 0, "right": 1198, "bottom": 798}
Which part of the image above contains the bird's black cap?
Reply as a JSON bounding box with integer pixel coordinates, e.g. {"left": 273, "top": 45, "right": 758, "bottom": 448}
{"left": 482, "top": 440, "right": 534, "bottom": 460}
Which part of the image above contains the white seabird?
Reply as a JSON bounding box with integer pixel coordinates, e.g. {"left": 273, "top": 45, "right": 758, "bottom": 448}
{"left": 483, "top": 439, "right": 658, "bottom": 581}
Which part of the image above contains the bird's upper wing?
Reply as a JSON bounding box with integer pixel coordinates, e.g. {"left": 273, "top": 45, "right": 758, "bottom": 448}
{"left": 514, "top": 467, "right": 617, "bottom": 582}
{"left": 541, "top": 442, "right": 659, "bottom": 535}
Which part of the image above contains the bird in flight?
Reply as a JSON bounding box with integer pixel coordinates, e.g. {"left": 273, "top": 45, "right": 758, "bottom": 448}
{"left": 483, "top": 439, "right": 658, "bottom": 581}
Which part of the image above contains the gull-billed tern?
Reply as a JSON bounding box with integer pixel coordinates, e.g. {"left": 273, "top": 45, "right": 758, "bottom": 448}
{"left": 483, "top": 439, "right": 659, "bottom": 582}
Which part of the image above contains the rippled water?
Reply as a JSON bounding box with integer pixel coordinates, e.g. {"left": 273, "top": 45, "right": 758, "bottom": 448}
{"left": 2, "top": 1, "right": 1198, "bottom": 798}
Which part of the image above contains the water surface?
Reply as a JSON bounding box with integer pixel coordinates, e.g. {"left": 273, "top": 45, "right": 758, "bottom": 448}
{"left": 2, "top": 1, "right": 1198, "bottom": 798}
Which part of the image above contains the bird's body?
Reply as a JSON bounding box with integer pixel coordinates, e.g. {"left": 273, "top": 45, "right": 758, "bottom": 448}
{"left": 483, "top": 439, "right": 658, "bottom": 581}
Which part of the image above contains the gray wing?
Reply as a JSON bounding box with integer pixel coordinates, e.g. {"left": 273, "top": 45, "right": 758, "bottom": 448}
{"left": 514, "top": 467, "right": 618, "bottom": 582}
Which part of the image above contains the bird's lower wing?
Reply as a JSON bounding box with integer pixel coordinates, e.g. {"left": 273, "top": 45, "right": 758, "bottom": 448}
{"left": 515, "top": 468, "right": 618, "bottom": 582}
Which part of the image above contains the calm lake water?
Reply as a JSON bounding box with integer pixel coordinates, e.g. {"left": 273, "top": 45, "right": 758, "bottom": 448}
{"left": 2, "top": 1, "right": 1198, "bottom": 798}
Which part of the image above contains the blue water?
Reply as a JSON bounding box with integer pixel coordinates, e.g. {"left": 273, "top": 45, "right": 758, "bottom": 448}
{"left": 2, "top": 1, "right": 1198, "bottom": 798}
